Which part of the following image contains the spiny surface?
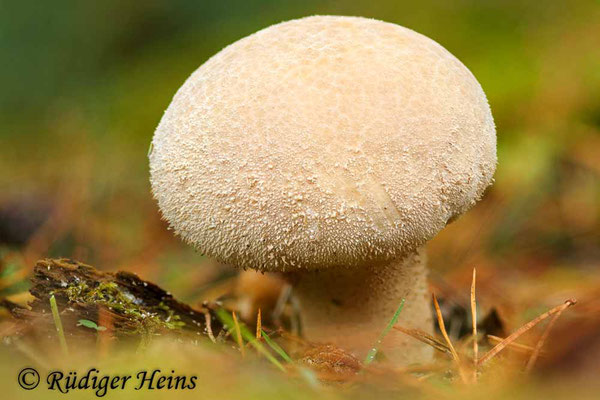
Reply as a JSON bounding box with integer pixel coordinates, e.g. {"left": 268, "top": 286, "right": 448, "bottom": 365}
{"left": 150, "top": 16, "right": 496, "bottom": 271}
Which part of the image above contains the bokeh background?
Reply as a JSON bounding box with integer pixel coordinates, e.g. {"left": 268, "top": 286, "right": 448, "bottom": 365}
{"left": 1, "top": 0, "right": 600, "bottom": 397}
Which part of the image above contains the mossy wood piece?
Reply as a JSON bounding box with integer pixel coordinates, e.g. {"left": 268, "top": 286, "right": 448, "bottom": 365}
{"left": 7, "top": 258, "right": 223, "bottom": 341}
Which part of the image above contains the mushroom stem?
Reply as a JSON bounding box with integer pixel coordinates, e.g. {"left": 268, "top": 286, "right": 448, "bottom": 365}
{"left": 292, "top": 248, "right": 433, "bottom": 364}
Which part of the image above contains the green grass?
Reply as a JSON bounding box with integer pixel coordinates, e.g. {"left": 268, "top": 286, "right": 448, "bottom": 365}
{"left": 364, "top": 299, "right": 405, "bottom": 365}
{"left": 49, "top": 294, "right": 69, "bottom": 357}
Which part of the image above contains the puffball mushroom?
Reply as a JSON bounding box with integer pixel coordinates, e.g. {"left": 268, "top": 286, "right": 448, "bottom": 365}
{"left": 149, "top": 16, "right": 496, "bottom": 364}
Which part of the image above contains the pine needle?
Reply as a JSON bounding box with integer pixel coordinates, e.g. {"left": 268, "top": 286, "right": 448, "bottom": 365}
{"left": 393, "top": 326, "right": 451, "bottom": 354}
{"left": 470, "top": 267, "right": 478, "bottom": 382}
{"left": 525, "top": 300, "right": 572, "bottom": 372}
{"left": 433, "top": 293, "right": 468, "bottom": 383}
{"left": 364, "top": 298, "right": 405, "bottom": 364}
{"left": 216, "top": 309, "right": 285, "bottom": 372}
{"left": 478, "top": 299, "right": 576, "bottom": 366}
{"left": 256, "top": 309, "right": 262, "bottom": 340}
{"left": 232, "top": 311, "right": 245, "bottom": 357}
{"left": 49, "top": 294, "right": 69, "bottom": 357}
{"left": 487, "top": 335, "right": 540, "bottom": 354}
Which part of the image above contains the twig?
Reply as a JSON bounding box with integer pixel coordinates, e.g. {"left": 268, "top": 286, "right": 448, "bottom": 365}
{"left": 433, "top": 293, "right": 468, "bottom": 383}
{"left": 203, "top": 309, "right": 216, "bottom": 343}
{"left": 478, "top": 299, "right": 576, "bottom": 366}
{"left": 525, "top": 301, "right": 571, "bottom": 372}
{"left": 470, "top": 267, "right": 478, "bottom": 383}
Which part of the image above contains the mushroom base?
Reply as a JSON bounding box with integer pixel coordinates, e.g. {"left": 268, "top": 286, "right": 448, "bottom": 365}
{"left": 292, "top": 248, "right": 433, "bottom": 365}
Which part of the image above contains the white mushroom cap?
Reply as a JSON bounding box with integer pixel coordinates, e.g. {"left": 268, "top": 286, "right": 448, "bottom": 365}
{"left": 149, "top": 16, "right": 496, "bottom": 272}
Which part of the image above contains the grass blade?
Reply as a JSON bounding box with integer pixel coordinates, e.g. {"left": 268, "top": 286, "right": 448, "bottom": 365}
{"left": 260, "top": 324, "right": 320, "bottom": 389}
{"left": 261, "top": 329, "right": 292, "bottom": 363}
{"left": 364, "top": 298, "right": 405, "bottom": 364}
{"left": 49, "top": 294, "right": 69, "bottom": 356}
{"left": 232, "top": 311, "right": 245, "bottom": 357}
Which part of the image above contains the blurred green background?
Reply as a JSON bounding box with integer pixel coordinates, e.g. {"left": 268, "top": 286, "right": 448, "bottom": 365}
{"left": 1, "top": 0, "right": 599, "bottom": 302}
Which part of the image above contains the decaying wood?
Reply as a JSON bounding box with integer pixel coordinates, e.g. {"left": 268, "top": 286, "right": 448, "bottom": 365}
{"left": 4, "top": 258, "right": 224, "bottom": 342}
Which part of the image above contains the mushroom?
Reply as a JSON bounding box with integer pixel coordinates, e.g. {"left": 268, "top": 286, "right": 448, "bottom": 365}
{"left": 149, "top": 16, "right": 496, "bottom": 364}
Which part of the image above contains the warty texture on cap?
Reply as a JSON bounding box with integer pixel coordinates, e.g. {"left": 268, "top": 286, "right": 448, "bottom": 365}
{"left": 149, "top": 16, "right": 497, "bottom": 272}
